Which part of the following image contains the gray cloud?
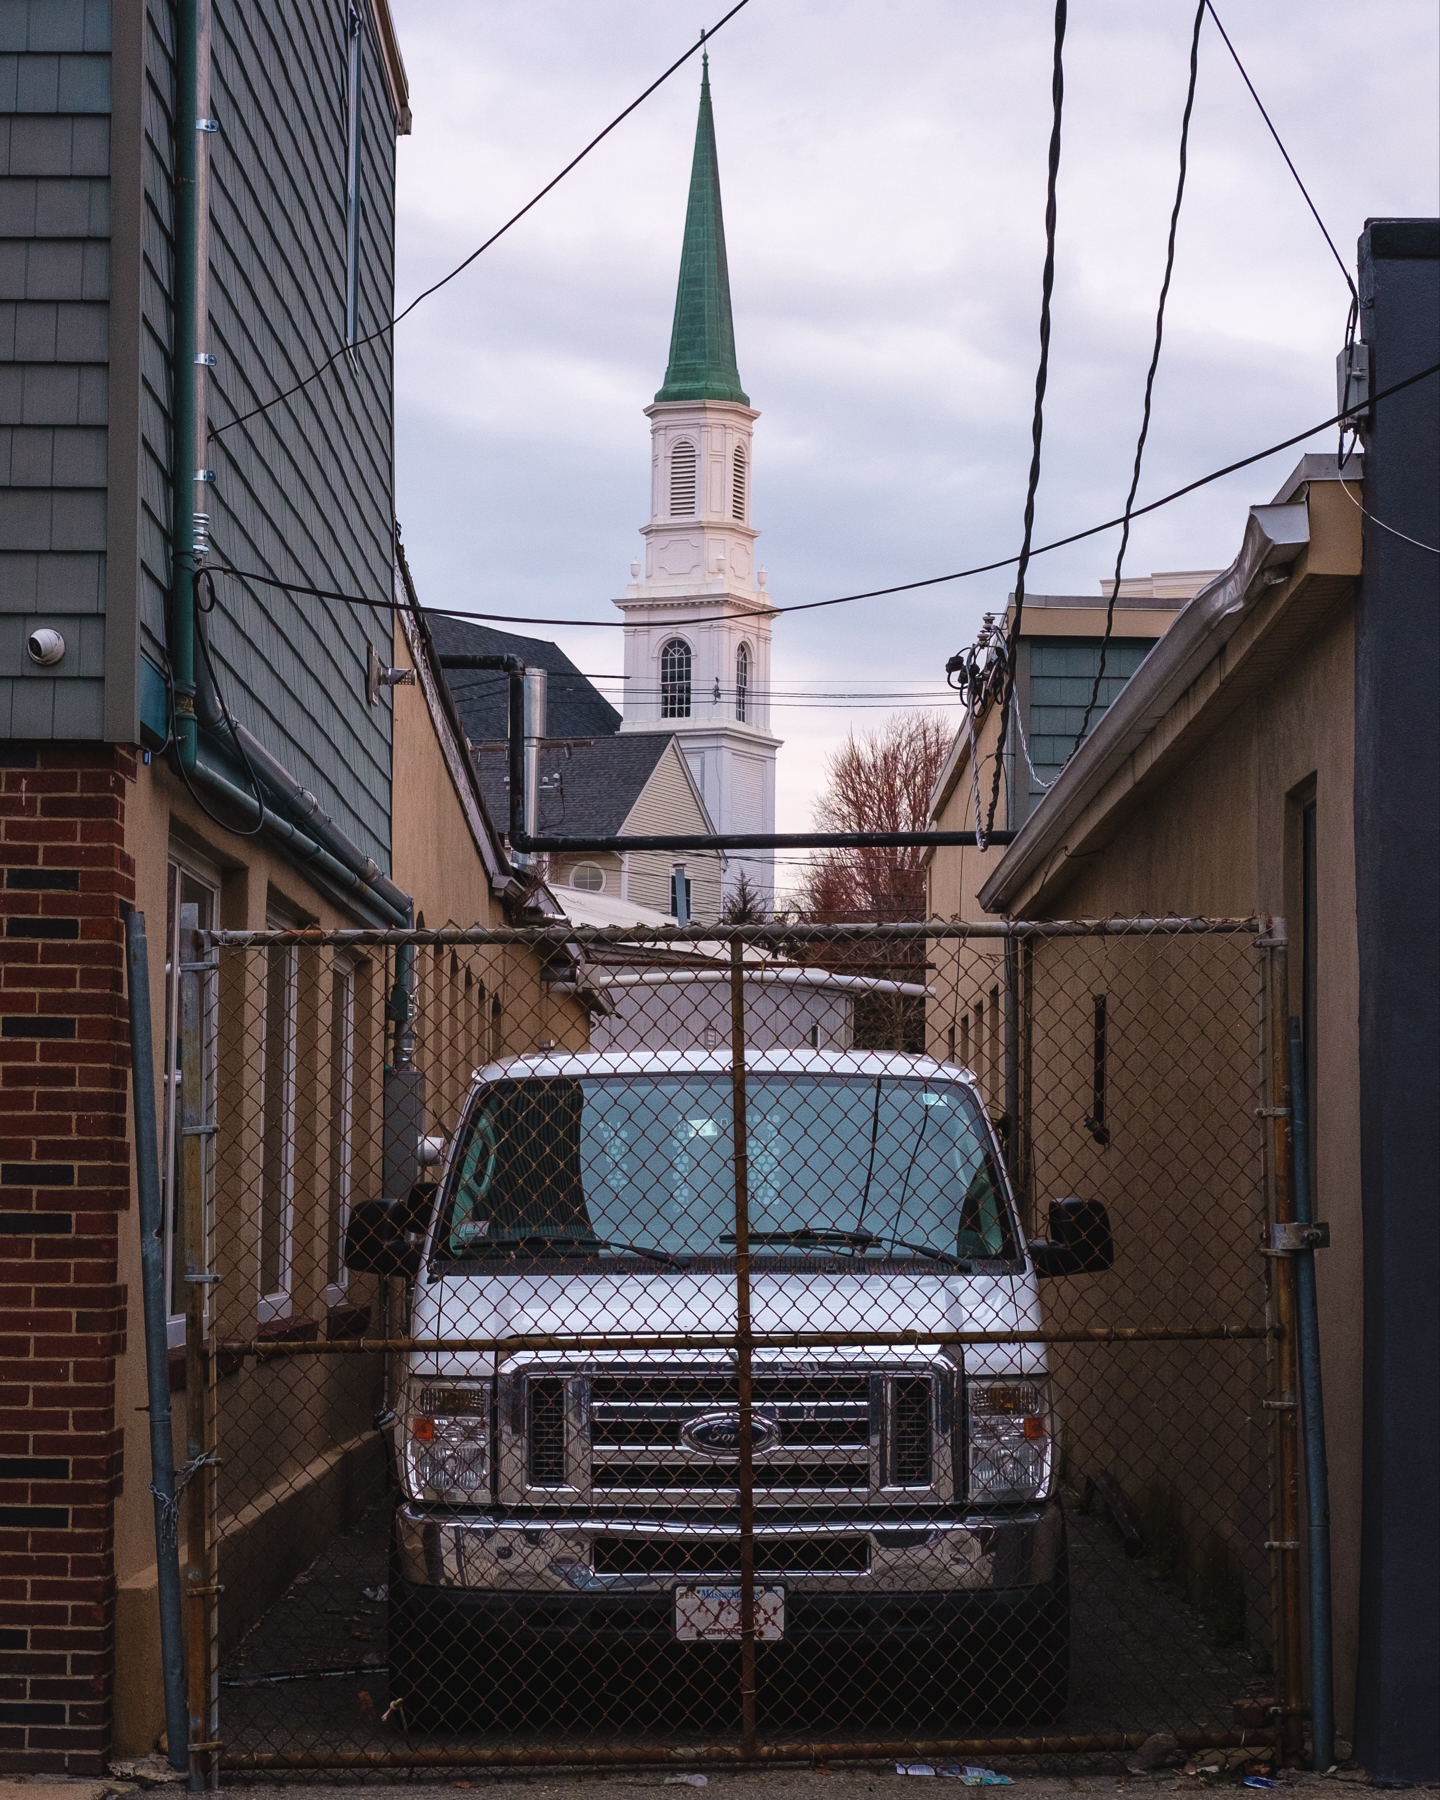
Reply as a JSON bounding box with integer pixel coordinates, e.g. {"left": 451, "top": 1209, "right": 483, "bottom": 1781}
{"left": 389, "top": 0, "right": 1438, "bottom": 832}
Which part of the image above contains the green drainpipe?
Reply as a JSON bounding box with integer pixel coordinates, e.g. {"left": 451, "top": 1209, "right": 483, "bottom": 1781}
{"left": 170, "top": 0, "right": 201, "bottom": 770}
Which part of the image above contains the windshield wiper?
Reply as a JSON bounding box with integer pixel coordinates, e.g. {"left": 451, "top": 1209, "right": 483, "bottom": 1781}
{"left": 720, "top": 1229, "right": 970, "bottom": 1270}
{"left": 463, "top": 1233, "right": 684, "bottom": 1268}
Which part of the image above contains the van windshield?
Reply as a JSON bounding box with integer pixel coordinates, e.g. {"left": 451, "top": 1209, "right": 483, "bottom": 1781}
{"left": 433, "top": 1073, "right": 1015, "bottom": 1266}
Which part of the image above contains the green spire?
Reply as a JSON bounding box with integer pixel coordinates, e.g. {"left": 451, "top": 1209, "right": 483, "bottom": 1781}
{"left": 655, "top": 55, "right": 749, "bottom": 406}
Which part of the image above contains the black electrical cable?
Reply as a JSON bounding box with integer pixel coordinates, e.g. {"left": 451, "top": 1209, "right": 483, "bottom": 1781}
{"left": 192, "top": 574, "right": 269, "bottom": 836}
{"left": 1203, "top": 0, "right": 1358, "bottom": 308}
{"left": 210, "top": 3, "right": 751, "bottom": 444}
{"left": 1071, "top": 0, "right": 1205, "bottom": 759}
{"left": 199, "top": 362, "right": 1440, "bottom": 627}
{"left": 983, "top": 0, "right": 1067, "bottom": 838}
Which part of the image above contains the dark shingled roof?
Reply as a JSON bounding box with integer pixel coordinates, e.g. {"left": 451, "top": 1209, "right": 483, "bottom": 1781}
{"left": 427, "top": 616, "right": 623, "bottom": 744}
{"left": 473, "top": 732, "right": 684, "bottom": 839}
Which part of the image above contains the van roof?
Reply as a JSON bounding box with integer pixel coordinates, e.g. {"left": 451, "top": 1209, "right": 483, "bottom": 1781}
{"left": 466, "top": 1048, "right": 980, "bottom": 1089}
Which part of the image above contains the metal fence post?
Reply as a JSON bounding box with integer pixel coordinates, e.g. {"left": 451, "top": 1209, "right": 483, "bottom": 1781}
{"left": 180, "top": 914, "right": 219, "bottom": 1786}
{"left": 729, "top": 935, "right": 757, "bottom": 1756}
{"left": 1002, "top": 932, "right": 1021, "bottom": 1195}
{"left": 123, "top": 910, "right": 190, "bottom": 1772}
{"left": 1263, "top": 923, "right": 1305, "bottom": 1763}
{"left": 1289, "top": 1018, "right": 1334, "bottom": 1771}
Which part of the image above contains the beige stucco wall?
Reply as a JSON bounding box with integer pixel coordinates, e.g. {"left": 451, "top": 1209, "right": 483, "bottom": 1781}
{"left": 111, "top": 632, "right": 590, "bottom": 1752}
{"left": 927, "top": 518, "right": 1363, "bottom": 1734}
{"left": 1017, "top": 600, "right": 1362, "bottom": 1729}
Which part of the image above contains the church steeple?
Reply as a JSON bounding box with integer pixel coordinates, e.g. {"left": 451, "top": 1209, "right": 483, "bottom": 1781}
{"left": 655, "top": 57, "right": 749, "bottom": 406}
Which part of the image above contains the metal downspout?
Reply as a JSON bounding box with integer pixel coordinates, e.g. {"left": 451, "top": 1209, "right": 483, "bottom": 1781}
{"left": 169, "top": 0, "right": 201, "bottom": 768}
{"left": 124, "top": 912, "right": 189, "bottom": 1774}
{"left": 1289, "top": 1018, "right": 1334, "bottom": 1770}
{"left": 192, "top": 757, "right": 409, "bottom": 926}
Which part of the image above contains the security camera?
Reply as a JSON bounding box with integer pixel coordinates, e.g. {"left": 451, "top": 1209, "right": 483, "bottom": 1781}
{"left": 27, "top": 628, "right": 66, "bottom": 666}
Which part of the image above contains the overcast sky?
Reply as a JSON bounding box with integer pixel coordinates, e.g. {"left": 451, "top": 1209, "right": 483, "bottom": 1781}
{"left": 386, "top": 0, "right": 1437, "bottom": 860}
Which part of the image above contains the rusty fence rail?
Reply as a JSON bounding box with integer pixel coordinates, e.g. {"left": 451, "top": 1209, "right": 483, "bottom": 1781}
{"left": 150, "top": 916, "right": 1315, "bottom": 1782}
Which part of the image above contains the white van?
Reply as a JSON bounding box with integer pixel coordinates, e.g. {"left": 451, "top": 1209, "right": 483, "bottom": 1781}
{"left": 358, "top": 1049, "right": 1112, "bottom": 1729}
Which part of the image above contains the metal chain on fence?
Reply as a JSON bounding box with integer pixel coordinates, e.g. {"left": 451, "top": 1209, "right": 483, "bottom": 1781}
{"left": 157, "top": 917, "right": 1305, "bottom": 1780}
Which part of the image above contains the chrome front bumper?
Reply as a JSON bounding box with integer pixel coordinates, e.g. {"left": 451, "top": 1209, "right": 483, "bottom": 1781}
{"left": 393, "top": 1501, "right": 1064, "bottom": 1595}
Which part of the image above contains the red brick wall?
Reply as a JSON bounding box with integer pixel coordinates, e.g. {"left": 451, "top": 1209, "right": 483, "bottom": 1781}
{"left": 0, "top": 746, "right": 134, "bottom": 1773}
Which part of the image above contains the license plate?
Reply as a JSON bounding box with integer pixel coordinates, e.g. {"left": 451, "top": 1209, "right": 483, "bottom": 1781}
{"left": 674, "top": 1584, "right": 785, "bottom": 1642}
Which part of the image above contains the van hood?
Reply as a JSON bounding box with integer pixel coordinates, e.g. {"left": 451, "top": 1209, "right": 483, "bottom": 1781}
{"left": 409, "top": 1268, "right": 1047, "bottom": 1379}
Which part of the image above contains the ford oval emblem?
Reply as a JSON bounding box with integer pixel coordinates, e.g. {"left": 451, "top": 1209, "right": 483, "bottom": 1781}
{"left": 680, "top": 1412, "right": 779, "bottom": 1459}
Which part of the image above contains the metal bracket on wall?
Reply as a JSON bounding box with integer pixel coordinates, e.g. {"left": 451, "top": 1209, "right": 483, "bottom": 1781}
{"left": 1270, "top": 1221, "right": 1330, "bottom": 1252}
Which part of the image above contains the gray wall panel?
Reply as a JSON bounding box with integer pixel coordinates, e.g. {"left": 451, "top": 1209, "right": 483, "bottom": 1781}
{"left": 0, "top": 51, "right": 111, "bottom": 110}
{"left": 0, "top": 549, "right": 105, "bottom": 609}
{"left": 0, "top": 237, "right": 110, "bottom": 298}
{"left": 0, "top": 0, "right": 110, "bottom": 55}
{"left": 0, "top": 422, "right": 107, "bottom": 482}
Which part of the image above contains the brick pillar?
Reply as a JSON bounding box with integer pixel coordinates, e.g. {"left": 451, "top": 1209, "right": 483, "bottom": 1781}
{"left": 0, "top": 747, "right": 134, "bottom": 1774}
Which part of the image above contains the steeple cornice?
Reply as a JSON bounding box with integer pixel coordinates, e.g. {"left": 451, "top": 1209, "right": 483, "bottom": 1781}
{"left": 655, "top": 57, "right": 749, "bottom": 407}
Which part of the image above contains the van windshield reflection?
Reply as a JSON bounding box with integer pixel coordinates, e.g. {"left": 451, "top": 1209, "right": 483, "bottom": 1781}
{"left": 433, "top": 1074, "right": 1014, "bottom": 1266}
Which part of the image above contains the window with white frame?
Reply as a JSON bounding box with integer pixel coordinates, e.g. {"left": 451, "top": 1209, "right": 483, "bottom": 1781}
{"left": 570, "top": 863, "right": 605, "bottom": 892}
{"left": 325, "top": 960, "right": 357, "bottom": 1307}
{"left": 732, "top": 443, "right": 747, "bottom": 520}
{"left": 660, "top": 639, "right": 692, "bottom": 718}
{"left": 161, "top": 851, "right": 220, "bottom": 1348}
{"left": 258, "top": 926, "right": 299, "bottom": 1322}
{"left": 735, "top": 642, "right": 750, "bottom": 722}
{"left": 669, "top": 440, "right": 697, "bottom": 515}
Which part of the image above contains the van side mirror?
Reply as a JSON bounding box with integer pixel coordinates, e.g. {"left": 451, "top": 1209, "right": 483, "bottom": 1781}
{"left": 343, "top": 1198, "right": 421, "bottom": 1278}
{"left": 397, "top": 1181, "right": 438, "bottom": 1237}
{"left": 1029, "top": 1197, "right": 1114, "bottom": 1277}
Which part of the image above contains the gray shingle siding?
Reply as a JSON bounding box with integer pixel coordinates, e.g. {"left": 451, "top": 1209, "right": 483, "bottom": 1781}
{"left": 121, "top": 0, "right": 399, "bottom": 867}
{"left": 0, "top": 0, "right": 110, "bottom": 728}
{"left": 0, "top": 50, "right": 111, "bottom": 110}
{"left": 3, "top": 0, "right": 402, "bottom": 882}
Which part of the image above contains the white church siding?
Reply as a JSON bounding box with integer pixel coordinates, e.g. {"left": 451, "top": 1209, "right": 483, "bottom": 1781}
{"left": 619, "top": 739, "right": 723, "bottom": 920}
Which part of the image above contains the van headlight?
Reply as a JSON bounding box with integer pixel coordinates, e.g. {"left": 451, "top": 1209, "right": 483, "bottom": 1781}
{"left": 966, "top": 1377, "right": 1054, "bottom": 1503}
{"left": 400, "top": 1379, "right": 490, "bottom": 1501}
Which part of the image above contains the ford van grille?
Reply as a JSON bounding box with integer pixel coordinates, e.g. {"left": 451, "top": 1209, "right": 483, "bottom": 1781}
{"left": 505, "top": 1366, "right": 952, "bottom": 1503}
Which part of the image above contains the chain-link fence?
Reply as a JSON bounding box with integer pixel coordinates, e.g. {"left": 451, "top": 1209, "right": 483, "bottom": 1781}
{"left": 161, "top": 917, "right": 1306, "bottom": 1778}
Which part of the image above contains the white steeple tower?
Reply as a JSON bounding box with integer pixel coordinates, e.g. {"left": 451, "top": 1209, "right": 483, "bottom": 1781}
{"left": 613, "top": 57, "right": 781, "bottom": 912}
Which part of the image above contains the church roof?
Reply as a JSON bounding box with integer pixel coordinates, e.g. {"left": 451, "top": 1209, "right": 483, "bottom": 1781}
{"left": 472, "top": 732, "right": 681, "bottom": 839}
{"left": 654, "top": 58, "right": 749, "bottom": 407}
{"left": 428, "top": 615, "right": 622, "bottom": 742}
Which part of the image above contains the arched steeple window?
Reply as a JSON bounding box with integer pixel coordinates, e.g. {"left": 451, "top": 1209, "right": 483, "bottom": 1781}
{"left": 732, "top": 444, "right": 747, "bottom": 521}
{"left": 660, "top": 639, "right": 692, "bottom": 718}
{"left": 669, "top": 441, "right": 697, "bottom": 516}
{"left": 735, "top": 642, "right": 750, "bottom": 722}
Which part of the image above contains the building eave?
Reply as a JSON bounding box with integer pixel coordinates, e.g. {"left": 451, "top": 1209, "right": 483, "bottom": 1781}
{"left": 367, "top": 0, "right": 411, "bottom": 134}
{"left": 977, "top": 464, "right": 1363, "bottom": 916}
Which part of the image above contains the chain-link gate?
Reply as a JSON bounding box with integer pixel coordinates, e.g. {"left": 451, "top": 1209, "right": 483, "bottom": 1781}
{"left": 162, "top": 917, "right": 1308, "bottom": 1779}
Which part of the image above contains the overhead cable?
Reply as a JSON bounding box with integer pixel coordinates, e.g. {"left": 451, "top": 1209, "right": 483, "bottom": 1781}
{"left": 981, "top": 0, "right": 1067, "bottom": 836}
{"left": 200, "top": 362, "right": 1440, "bottom": 626}
{"left": 1202, "top": 1, "right": 1358, "bottom": 307}
{"left": 1071, "top": 0, "right": 1205, "bottom": 759}
{"left": 209, "top": 2, "right": 752, "bottom": 443}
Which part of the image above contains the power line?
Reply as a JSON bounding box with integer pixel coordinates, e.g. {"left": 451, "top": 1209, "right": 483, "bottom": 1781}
{"left": 1203, "top": 1, "right": 1358, "bottom": 307}
{"left": 200, "top": 362, "right": 1440, "bottom": 628}
{"left": 982, "top": 0, "right": 1067, "bottom": 837}
{"left": 209, "top": 2, "right": 752, "bottom": 444}
{"left": 1072, "top": 0, "right": 1205, "bottom": 759}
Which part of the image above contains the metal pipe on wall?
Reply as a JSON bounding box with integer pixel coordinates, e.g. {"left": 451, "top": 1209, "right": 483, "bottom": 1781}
{"left": 123, "top": 913, "right": 190, "bottom": 1774}
{"left": 1289, "top": 1018, "right": 1334, "bottom": 1771}
{"left": 1263, "top": 924, "right": 1305, "bottom": 1764}
{"left": 438, "top": 655, "right": 1015, "bottom": 858}
{"left": 168, "top": 0, "right": 201, "bottom": 766}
